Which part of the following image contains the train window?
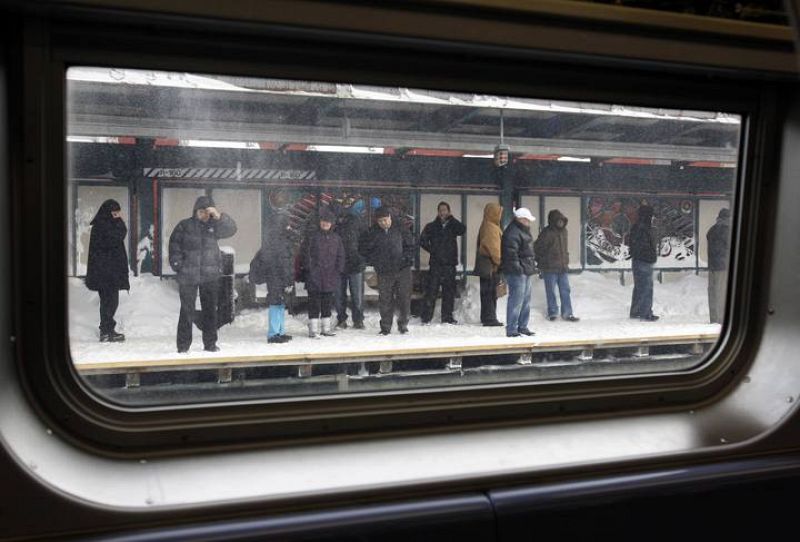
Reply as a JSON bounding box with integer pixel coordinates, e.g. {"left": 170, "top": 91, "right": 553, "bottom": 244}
{"left": 66, "top": 66, "right": 740, "bottom": 406}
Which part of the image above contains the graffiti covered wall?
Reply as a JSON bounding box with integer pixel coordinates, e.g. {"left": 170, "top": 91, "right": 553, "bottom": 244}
{"left": 585, "top": 196, "right": 696, "bottom": 269}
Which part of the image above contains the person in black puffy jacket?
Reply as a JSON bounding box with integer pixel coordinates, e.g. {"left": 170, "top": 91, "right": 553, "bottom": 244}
{"left": 628, "top": 204, "right": 659, "bottom": 321}
{"left": 419, "top": 201, "right": 465, "bottom": 324}
{"left": 501, "top": 208, "right": 537, "bottom": 337}
{"left": 85, "top": 199, "right": 130, "bottom": 342}
{"left": 168, "top": 195, "right": 237, "bottom": 352}
{"left": 359, "top": 206, "right": 415, "bottom": 335}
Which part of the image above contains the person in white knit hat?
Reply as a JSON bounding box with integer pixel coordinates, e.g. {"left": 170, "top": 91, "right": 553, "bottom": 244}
{"left": 500, "top": 207, "right": 537, "bottom": 337}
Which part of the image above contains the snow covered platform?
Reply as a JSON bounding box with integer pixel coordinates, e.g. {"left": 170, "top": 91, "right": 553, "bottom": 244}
{"left": 69, "top": 273, "right": 722, "bottom": 379}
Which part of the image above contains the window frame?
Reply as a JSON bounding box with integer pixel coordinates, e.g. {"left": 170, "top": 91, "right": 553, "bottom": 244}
{"left": 12, "top": 10, "right": 778, "bottom": 456}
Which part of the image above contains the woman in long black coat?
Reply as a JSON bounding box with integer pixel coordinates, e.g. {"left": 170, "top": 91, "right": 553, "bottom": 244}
{"left": 85, "top": 199, "right": 130, "bottom": 342}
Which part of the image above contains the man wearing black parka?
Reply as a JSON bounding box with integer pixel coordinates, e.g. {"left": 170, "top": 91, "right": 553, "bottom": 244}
{"left": 169, "top": 196, "right": 237, "bottom": 352}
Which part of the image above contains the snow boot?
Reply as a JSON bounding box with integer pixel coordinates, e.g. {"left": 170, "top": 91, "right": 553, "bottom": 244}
{"left": 308, "top": 318, "right": 320, "bottom": 338}
{"left": 100, "top": 331, "right": 125, "bottom": 343}
{"left": 321, "top": 318, "right": 336, "bottom": 337}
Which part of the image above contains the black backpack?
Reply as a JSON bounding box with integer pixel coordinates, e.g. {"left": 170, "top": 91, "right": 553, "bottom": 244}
{"left": 248, "top": 248, "right": 268, "bottom": 285}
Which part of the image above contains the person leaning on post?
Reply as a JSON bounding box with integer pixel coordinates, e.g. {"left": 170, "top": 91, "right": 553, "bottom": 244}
{"left": 168, "top": 195, "right": 237, "bottom": 353}
{"left": 475, "top": 202, "right": 504, "bottom": 327}
{"left": 501, "top": 207, "right": 537, "bottom": 338}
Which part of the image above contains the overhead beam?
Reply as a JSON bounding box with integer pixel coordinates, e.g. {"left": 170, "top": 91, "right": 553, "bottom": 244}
{"left": 68, "top": 114, "right": 739, "bottom": 161}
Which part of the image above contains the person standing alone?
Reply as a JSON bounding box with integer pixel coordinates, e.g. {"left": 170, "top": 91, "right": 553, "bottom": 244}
{"left": 169, "top": 196, "right": 237, "bottom": 352}
{"left": 85, "top": 199, "right": 130, "bottom": 342}
{"left": 501, "top": 207, "right": 537, "bottom": 337}
{"left": 420, "top": 201, "right": 466, "bottom": 325}
{"left": 628, "top": 204, "right": 660, "bottom": 321}
{"left": 706, "top": 208, "right": 731, "bottom": 324}
{"left": 534, "top": 209, "right": 579, "bottom": 322}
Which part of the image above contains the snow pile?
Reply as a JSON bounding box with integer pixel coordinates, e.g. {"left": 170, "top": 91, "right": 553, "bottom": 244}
{"left": 69, "top": 271, "right": 720, "bottom": 366}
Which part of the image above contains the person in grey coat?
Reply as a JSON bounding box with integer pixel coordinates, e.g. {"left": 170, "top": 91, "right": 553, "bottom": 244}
{"left": 706, "top": 208, "right": 731, "bottom": 324}
{"left": 168, "top": 195, "right": 237, "bottom": 352}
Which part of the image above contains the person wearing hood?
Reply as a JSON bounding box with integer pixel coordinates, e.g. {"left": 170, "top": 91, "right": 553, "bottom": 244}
{"left": 85, "top": 199, "right": 130, "bottom": 342}
{"left": 168, "top": 195, "right": 237, "bottom": 352}
{"left": 299, "top": 206, "right": 345, "bottom": 338}
{"left": 628, "top": 203, "right": 659, "bottom": 321}
{"left": 334, "top": 204, "right": 367, "bottom": 330}
{"left": 419, "top": 201, "right": 466, "bottom": 325}
{"left": 359, "top": 206, "right": 416, "bottom": 335}
{"left": 251, "top": 212, "right": 295, "bottom": 343}
{"left": 534, "top": 209, "right": 579, "bottom": 322}
{"left": 475, "top": 202, "right": 504, "bottom": 327}
{"left": 706, "top": 207, "right": 731, "bottom": 324}
{"left": 501, "top": 207, "right": 537, "bottom": 337}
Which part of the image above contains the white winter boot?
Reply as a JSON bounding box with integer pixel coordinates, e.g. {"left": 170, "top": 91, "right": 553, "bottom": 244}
{"left": 308, "top": 318, "right": 320, "bottom": 338}
{"left": 321, "top": 317, "right": 336, "bottom": 337}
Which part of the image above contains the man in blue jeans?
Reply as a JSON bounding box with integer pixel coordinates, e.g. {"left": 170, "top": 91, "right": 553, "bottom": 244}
{"left": 534, "top": 209, "right": 579, "bottom": 322}
{"left": 628, "top": 204, "right": 660, "bottom": 321}
{"left": 501, "top": 207, "right": 537, "bottom": 337}
{"left": 334, "top": 206, "right": 367, "bottom": 329}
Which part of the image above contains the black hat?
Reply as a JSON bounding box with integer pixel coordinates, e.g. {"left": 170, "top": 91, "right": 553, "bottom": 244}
{"left": 319, "top": 206, "right": 336, "bottom": 223}
{"left": 193, "top": 196, "right": 215, "bottom": 212}
{"left": 374, "top": 206, "right": 391, "bottom": 219}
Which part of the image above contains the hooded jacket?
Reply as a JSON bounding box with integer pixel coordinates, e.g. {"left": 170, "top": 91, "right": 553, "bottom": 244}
{"left": 168, "top": 197, "right": 238, "bottom": 285}
{"left": 420, "top": 214, "right": 466, "bottom": 267}
{"left": 476, "top": 203, "right": 503, "bottom": 274}
{"left": 252, "top": 213, "right": 295, "bottom": 304}
{"left": 85, "top": 199, "right": 130, "bottom": 292}
{"left": 501, "top": 218, "right": 537, "bottom": 276}
{"left": 706, "top": 209, "right": 731, "bottom": 271}
{"left": 628, "top": 205, "right": 658, "bottom": 264}
{"left": 534, "top": 210, "right": 570, "bottom": 273}
{"left": 359, "top": 217, "right": 416, "bottom": 274}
